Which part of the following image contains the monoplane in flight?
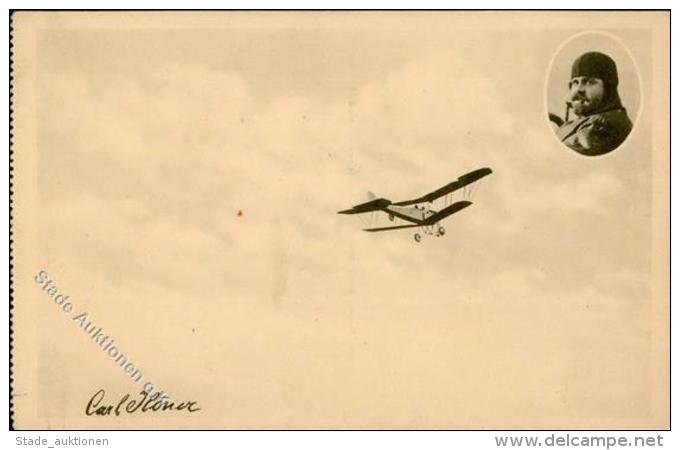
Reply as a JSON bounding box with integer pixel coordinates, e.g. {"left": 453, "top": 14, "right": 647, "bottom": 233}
{"left": 338, "top": 167, "right": 492, "bottom": 242}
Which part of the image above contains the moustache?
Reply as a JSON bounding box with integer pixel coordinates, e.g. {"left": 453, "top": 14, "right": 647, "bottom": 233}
{"left": 569, "top": 94, "right": 589, "bottom": 103}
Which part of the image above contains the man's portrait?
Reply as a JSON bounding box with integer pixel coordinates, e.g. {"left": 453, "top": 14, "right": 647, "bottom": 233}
{"left": 547, "top": 34, "right": 640, "bottom": 157}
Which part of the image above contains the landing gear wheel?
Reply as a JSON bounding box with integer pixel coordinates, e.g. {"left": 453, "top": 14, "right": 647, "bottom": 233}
{"left": 414, "top": 233, "right": 422, "bottom": 243}
{"left": 438, "top": 226, "right": 446, "bottom": 236}
{"left": 388, "top": 214, "right": 394, "bottom": 222}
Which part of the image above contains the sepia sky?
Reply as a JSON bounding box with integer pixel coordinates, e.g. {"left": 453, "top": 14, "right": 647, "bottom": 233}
{"left": 13, "top": 12, "right": 669, "bottom": 429}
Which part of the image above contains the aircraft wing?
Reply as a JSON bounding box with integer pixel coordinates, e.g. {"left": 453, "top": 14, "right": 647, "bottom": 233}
{"left": 421, "top": 201, "right": 473, "bottom": 225}
{"left": 363, "top": 224, "right": 421, "bottom": 232}
{"left": 393, "top": 167, "right": 492, "bottom": 206}
{"left": 338, "top": 198, "right": 391, "bottom": 214}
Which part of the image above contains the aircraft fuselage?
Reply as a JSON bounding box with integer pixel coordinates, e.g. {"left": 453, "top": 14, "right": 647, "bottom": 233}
{"left": 384, "top": 204, "right": 436, "bottom": 223}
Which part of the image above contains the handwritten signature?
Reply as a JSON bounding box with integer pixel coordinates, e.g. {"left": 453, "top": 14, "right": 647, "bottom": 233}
{"left": 86, "top": 389, "right": 200, "bottom": 416}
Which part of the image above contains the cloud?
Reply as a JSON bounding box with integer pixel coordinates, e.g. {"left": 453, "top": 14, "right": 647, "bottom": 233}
{"left": 37, "top": 43, "right": 651, "bottom": 304}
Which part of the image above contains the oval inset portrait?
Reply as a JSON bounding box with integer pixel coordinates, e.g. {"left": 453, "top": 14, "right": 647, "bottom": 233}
{"left": 546, "top": 32, "right": 641, "bottom": 157}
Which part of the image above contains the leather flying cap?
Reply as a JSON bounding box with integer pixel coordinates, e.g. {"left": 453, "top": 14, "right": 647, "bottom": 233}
{"left": 571, "top": 51, "right": 619, "bottom": 88}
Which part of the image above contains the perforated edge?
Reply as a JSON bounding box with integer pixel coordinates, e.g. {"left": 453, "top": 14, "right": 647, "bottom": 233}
{"left": 9, "top": 9, "right": 16, "bottom": 431}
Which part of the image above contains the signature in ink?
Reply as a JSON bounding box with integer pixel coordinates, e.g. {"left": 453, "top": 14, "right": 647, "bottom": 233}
{"left": 86, "top": 389, "right": 201, "bottom": 416}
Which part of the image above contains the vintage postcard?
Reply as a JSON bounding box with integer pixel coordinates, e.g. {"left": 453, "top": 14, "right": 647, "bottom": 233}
{"left": 10, "top": 11, "right": 669, "bottom": 430}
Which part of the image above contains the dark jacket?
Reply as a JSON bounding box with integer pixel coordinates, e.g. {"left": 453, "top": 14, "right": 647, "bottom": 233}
{"left": 556, "top": 107, "right": 632, "bottom": 156}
